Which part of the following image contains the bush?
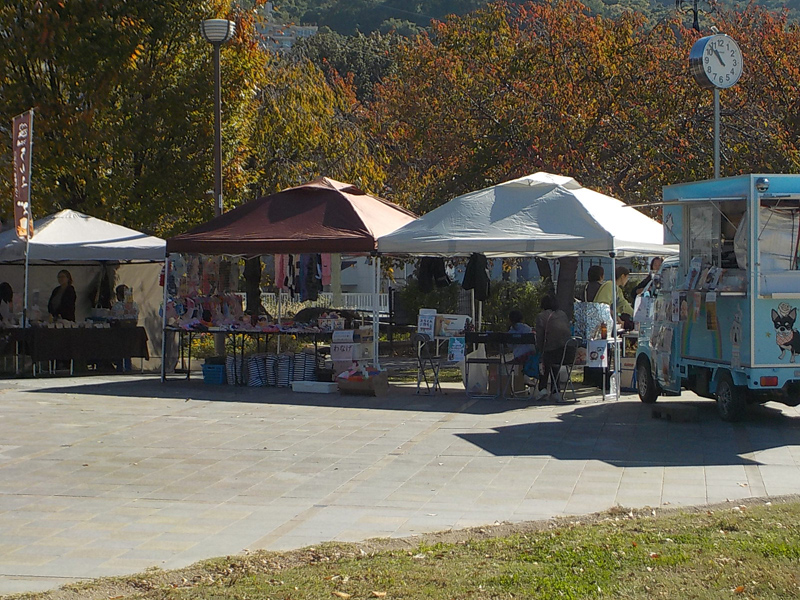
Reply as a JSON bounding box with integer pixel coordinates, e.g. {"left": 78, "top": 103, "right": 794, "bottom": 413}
{"left": 394, "top": 280, "right": 459, "bottom": 320}
{"left": 481, "top": 280, "right": 550, "bottom": 329}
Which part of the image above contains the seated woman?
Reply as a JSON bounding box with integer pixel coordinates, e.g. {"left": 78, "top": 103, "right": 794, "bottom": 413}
{"left": 534, "top": 294, "right": 572, "bottom": 401}
{"left": 507, "top": 309, "right": 535, "bottom": 363}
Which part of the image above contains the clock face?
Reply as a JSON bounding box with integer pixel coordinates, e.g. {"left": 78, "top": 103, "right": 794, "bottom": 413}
{"left": 689, "top": 34, "right": 743, "bottom": 89}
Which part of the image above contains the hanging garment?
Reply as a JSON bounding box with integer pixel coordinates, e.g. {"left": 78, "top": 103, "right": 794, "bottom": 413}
{"left": 302, "top": 254, "right": 321, "bottom": 301}
{"left": 321, "top": 254, "right": 332, "bottom": 286}
{"left": 462, "top": 253, "right": 491, "bottom": 301}
{"left": 418, "top": 257, "right": 450, "bottom": 293}
{"left": 276, "top": 254, "right": 288, "bottom": 290}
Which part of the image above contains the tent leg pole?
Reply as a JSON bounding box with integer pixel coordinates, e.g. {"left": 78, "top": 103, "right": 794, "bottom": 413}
{"left": 160, "top": 254, "right": 170, "bottom": 382}
{"left": 610, "top": 253, "right": 620, "bottom": 401}
{"left": 277, "top": 289, "right": 282, "bottom": 354}
{"left": 373, "top": 255, "right": 381, "bottom": 370}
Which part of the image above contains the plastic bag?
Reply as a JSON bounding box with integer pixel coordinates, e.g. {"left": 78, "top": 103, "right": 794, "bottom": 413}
{"left": 460, "top": 343, "right": 488, "bottom": 395}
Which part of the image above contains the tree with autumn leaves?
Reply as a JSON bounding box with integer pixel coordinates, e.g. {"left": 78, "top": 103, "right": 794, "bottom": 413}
{"left": 2, "top": 0, "right": 800, "bottom": 241}
{"left": 0, "top": 0, "right": 384, "bottom": 236}
{"left": 369, "top": 1, "right": 800, "bottom": 216}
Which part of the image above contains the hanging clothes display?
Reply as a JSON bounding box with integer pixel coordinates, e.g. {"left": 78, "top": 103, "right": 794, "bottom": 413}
{"left": 462, "top": 253, "right": 491, "bottom": 301}
{"left": 320, "top": 254, "right": 332, "bottom": 286}
{"left": 418, "top": 257, "right": 450, "bottom": 293}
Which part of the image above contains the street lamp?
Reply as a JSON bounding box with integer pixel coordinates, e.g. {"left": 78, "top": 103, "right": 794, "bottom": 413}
{"left": 200, "top": 18, "right": 236, "bottom": 217}
{"left": 675, "top": 0, "right": 714, "bottom": 32}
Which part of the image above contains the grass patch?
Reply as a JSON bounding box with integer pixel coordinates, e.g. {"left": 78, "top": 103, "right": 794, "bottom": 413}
{"left": 22, "top": 501, "right": 800, "bottom": 600}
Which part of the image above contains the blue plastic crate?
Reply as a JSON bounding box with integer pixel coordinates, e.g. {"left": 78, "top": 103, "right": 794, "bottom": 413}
{"left": 202, "top": 364, "right": 226, "bottom": 384}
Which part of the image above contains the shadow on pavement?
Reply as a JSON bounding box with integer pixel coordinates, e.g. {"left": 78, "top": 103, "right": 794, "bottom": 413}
{"left": 458, "top": 399, "right": 800, "bottom": 467}
{"left": 25, "top": 375, "right": 539, "bottom": 415}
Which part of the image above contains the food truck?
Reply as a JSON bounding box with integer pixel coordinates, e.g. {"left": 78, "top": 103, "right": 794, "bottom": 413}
{"left": 636, "top": 174, "right": 800, "bottom": 420}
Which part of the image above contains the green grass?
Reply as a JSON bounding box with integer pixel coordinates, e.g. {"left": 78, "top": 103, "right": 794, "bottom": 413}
{"left": 26, "top": 501, "right": 800, "bottom": 600}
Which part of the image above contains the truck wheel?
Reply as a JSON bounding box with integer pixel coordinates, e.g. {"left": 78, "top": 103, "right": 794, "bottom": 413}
{"left": 637, "top": 358, "right": 659, "bottom": 404}
{"left": 716, "top": 371, "right": 747, "bottom": 422}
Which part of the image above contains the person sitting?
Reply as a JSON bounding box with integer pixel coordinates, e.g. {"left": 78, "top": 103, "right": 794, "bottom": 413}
{"left": 507, "top": 309, "right": 535, "bottom": 363}
{"left": 0, "top": 282, "right": 13, "bottom": 322}
{"left": 594, "top": 265, "right": 634, "bottom": 330}
{"left": 583, "top": 265, "right": 604, "bottom": 302}
{"left": 534, "top": 294, "right": 572, "bottom": 401}
{"left": 48, "top": 269, "right": 76, "bottom": 322}
{"left": 112, "top": 285, "right": 139, "bottom": 322}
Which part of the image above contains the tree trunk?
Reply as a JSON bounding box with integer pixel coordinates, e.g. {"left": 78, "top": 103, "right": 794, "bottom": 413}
{"left": 244, "top": 257, "right": 263, "bottom": 316}
{"left": 535, "top": 257, "right": 555, "bottom": 295}
{"left": 555, "top": 256, "right": 578, "bottom": 319}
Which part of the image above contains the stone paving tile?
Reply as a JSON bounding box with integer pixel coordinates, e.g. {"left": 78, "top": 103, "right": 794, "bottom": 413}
{"left": 2, "top": 376, "right": 800, "bottom": 595}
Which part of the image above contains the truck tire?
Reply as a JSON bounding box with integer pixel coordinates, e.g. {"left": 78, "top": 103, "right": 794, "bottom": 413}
{"left": 637, "top": 357, "right": 659, "bottom": 404}
{"left": 716, "top": 371, "right": 747, "bottom": 422}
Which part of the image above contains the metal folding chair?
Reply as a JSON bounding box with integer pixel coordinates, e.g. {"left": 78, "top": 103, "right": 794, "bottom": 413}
{"left": 553, "top": 336, "right": 581, "bottom": 402}
{"left": 412, "top": 333, "right": 442, "bottom": 394}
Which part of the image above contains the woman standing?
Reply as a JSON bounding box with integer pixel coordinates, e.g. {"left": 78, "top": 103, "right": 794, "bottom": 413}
{"left": 48, "top": 269, "right": 76, "bottom": 321}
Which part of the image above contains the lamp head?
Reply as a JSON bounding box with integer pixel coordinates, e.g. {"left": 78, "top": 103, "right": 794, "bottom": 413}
{"left": 201, "top": 19, "right": 236, "bottom": 44}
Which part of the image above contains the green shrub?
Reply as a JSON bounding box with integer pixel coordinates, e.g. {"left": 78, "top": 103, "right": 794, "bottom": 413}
{"left": 481, "top": 280, "right": 549, "bottom": 329}
{"left": 395, "top": 281, "right": 459, "bottom": 319}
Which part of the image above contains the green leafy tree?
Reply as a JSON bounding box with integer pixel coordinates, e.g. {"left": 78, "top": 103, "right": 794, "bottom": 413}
{"left": 0, "top": 0, "right": 267, "bottom": 236}
{"left": 289, "top": 29, "right": 401, "bottom": 101}
{"left": 245, "top": 56, "right": 387, "bottom": 195}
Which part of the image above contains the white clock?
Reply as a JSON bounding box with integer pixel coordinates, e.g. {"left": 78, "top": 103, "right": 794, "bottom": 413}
{"left": 689, "top": 34, "right": 743, "bottom": 89}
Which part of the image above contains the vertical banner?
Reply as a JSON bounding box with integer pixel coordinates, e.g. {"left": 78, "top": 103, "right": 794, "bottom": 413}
{"left": 12, "top": 110, "right": 34, "bottom": 239}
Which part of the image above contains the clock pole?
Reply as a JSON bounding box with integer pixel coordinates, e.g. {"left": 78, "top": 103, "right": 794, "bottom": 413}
{"left": 689, "top": 33, "right": 742, "bottom": 179}
{"left": 714, "top": 87, "right": 720, "bottom": 178}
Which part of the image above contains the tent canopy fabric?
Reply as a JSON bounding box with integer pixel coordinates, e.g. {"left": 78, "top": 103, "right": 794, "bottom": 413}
{"left": 0, "top": 209, "right": 166, "bottom": 263}
{"left": 166, "top": 177, "right": 417, "bottom": 256}
{"left": 377, "top": 172, "right": 678, "bottom": 258}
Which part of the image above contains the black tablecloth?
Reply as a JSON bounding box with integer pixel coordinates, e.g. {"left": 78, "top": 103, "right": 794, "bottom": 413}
{"left": 2, "top": 327, "right": 149, "bottom": 362}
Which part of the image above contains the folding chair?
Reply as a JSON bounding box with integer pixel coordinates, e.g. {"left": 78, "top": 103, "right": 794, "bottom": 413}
{"left": 552, "top": 336, "right": 581, "bottom": 402}
{"left": 412, "top": 333, "right": 442, "bottom": 394}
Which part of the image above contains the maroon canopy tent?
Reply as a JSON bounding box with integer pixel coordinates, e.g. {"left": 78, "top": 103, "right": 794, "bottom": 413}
{"left": 166, "top": 177, "right": 416, "bottom": 256}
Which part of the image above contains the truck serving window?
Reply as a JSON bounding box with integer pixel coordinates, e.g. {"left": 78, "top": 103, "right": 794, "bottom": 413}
{"left": 687, "top": 205, "right": 720, "bottom": 267}
{"left": 743, "top": 202, "right": 800, "bottom": 296}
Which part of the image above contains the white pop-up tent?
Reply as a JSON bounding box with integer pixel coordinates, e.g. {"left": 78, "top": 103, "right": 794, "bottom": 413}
{"left": 378, "top": 172, "right": 675, "bottom": 258}
{"left": 377, "top": 172, "right": 678, "bottom": 399}
{"left": 0, "top": 209, "right": 165, "bottom": 263}
{"left": 0, "top": 210, "right": 166, "bottom": 367}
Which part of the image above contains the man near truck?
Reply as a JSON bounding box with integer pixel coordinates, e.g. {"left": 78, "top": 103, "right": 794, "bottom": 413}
{"left": 595, "top": 266, "right": 634, "bottom": 330}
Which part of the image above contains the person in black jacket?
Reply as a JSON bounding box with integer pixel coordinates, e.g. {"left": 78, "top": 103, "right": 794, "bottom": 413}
{"left": 48, "top": 269, "right": 77, "bottom": 322}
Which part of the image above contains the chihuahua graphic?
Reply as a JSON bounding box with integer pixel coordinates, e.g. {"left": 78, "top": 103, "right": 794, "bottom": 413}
{"left": 772, "top": 303, "right": 800, "bottom": 363}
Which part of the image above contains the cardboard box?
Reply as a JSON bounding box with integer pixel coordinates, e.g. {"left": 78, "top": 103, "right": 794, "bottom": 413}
{"left": 318, "top": 317, "right": 346, "bottom": 331}
{"left": 337, "top": 371, "right": 389, "bottom": 396}
{"left": 434, "top": 314, "right": 469, "bottom": 337}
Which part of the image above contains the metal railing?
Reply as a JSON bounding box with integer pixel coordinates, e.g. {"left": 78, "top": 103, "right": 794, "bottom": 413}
{"left": 235, "top": 292, "right": 389, "bottom": 317}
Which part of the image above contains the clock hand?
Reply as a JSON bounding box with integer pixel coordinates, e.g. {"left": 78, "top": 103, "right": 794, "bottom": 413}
{"left": 713, "top": 48, "right": 726, "bottom": 67}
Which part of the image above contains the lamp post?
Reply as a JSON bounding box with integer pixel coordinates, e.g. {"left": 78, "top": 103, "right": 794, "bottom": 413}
{"left": 200, "top": 18, "right": 236, "bottom": 217}
{"left": 675, "top": 0, "right": 714, "bottom": 32}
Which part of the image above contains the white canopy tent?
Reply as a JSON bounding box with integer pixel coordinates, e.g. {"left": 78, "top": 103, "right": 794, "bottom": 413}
{"left": 0, "top": 210, "right": 166, "bottom": 368}
{"left": 0, "top": 209, "right": 165, "bottom": 263}
{"left": 378, "top": 172, "right": 675, "bottom": 258}
{"left": 377, "top": 172, "right": 678, "bottom": 398}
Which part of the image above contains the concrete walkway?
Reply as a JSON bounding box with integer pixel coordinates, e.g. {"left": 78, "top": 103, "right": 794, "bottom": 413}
{"left": 2, "top": 374, "right": 800, "bottom": 595}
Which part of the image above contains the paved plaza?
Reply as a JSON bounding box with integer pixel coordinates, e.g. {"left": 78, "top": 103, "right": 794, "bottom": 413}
{"left": 2, "top": 374, "right": 800, "bottom": 595}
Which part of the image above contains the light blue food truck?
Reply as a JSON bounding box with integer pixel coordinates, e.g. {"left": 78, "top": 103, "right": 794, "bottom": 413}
{"left": 636, "top": 174, "right": 800, "bottom": 420}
